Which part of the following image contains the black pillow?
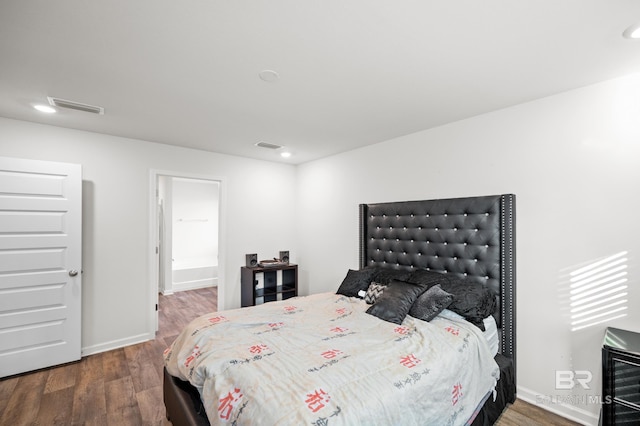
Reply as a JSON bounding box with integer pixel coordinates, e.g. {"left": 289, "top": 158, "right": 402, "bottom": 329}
{"left": 408, "top": 284, "right": 454, "bottom": 322}
{"left": 336, "top": 268, "right": 378, "bottom": 298}
{"left": 370, "top": 267, "right": 412, "bottom": 285}
{"left": 439, "top": 278, "right": 496, "bottom": 331}
{"left": 366, "top": 280, "right": 428, "bottom": 324}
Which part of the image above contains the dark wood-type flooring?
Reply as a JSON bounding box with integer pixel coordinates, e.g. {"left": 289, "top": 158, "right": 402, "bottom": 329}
{"left": 0, "top": 287, "right": 582, "bottom": 425}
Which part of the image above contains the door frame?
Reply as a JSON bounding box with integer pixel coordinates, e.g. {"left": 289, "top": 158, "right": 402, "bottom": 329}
{"left": 148, "top": 169, "right": 226, "bottom": 335}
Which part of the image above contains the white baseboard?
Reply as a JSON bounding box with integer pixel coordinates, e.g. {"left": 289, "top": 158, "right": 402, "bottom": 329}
{"left": 517, "top": 385, "right": 600, "bottom": 426}
{"left": 81, "top": 332, "right": 153, "bottom": 357}
{"left": 172, "top": 278, "right": 218, "bottom": 292}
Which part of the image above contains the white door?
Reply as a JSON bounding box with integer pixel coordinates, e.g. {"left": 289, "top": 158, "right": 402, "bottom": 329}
{"left": 0, "top": 156, "right": 82, "bottom": 378}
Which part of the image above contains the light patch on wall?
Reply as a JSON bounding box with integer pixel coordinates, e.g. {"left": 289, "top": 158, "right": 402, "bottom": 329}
{"left": 568, "top": 251, "right": 628, "bottom": 331}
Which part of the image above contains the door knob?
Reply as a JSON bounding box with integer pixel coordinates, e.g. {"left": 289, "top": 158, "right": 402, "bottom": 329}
{"left": 69, "top": 270, "right": 79, "bottom": 277}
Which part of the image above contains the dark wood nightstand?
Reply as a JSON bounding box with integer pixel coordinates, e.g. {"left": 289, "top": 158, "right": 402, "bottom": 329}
{"left": 602, "top": 327, "right": 640, "bottom": 425}
{"left": 241, "top": 264, "right": 298, "bottom": 307}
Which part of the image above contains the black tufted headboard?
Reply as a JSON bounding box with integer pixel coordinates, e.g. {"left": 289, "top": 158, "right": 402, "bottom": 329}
{"left": 359, "top": 194, "right": 516, "bottom": 365}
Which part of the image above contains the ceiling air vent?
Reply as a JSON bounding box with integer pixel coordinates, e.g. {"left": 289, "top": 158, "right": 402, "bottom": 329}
{"left": 255, "top": 141, "right": 283, "bottom": 150}
{"left": 47, "top": 97, "right": 105, "bottom": 115}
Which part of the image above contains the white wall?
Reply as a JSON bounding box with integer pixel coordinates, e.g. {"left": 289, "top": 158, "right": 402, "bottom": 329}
{"left": 296, "top": 73, "right": 640, "bottom": 424}
{"left": 171, "top": 177, "right": 219, "bottom": 268}
{"left": 0, "top": 117, "right": 297, "bottom": 355}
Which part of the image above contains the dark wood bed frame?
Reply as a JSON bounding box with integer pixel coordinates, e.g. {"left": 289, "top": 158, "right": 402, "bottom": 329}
{"left": 163, "top": 194, "right": 516, "bottom": 425}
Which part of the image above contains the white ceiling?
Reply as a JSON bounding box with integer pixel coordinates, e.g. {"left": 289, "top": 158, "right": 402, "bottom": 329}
{"left": 1, "top": 1, "right": 640, "bottom": 164}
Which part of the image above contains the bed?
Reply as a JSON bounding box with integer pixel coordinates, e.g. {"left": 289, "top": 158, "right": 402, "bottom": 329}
{"left": 163, "top": 194, "right": 516, "bottom": 425}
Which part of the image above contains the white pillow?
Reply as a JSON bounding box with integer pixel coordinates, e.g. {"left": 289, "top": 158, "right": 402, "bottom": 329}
{"left": 482, "top": 315, "right": 499, "bottom": 356}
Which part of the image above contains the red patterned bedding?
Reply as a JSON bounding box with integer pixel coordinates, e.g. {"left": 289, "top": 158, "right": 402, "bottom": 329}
{"left": 164, "top": 292, "right": 499, "bottom": 425}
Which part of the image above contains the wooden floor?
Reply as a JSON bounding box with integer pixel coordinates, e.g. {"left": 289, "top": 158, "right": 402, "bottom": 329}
{"left": 0, "top": 286, "right": 217, "bottom": 426}
{"left": 496, "top": 399, "right": 582, "bottom": 426}
{"left": 0, "top": 286, "right": 581, "bottom": 426}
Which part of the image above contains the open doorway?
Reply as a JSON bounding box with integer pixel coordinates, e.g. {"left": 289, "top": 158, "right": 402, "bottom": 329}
{"left": 159, "top": 176, "right": 219, "bottom": 294}
{"left": 149, "top": 170, "right": 225, "bottom": 335}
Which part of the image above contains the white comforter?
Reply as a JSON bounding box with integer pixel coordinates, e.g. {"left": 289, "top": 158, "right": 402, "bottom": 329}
{"left": 164, "top": 292, "right": 499, "bottom": 426}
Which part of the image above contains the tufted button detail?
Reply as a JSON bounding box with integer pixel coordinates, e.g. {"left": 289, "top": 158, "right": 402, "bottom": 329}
{"left": 443, "top": 242, "right": 447, "bottom": 245}
{"left": 444, "top": 213, "right": 448, "bottom": 217}
{"left": 435, "top": 227, "right": 439, "bottom": 231}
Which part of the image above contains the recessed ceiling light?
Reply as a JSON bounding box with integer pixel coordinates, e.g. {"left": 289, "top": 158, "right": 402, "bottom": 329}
{"left": 34, "top": 104, "right": 56, "bottom": 113}
{"left": 258, "top": 70, "right": 279, "bottom": 82}
{"left": 623, "top": 23, "right": 640, "bottom": 39}
{"left": 280, "top": 152, "right": 292, "bottom": 158}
